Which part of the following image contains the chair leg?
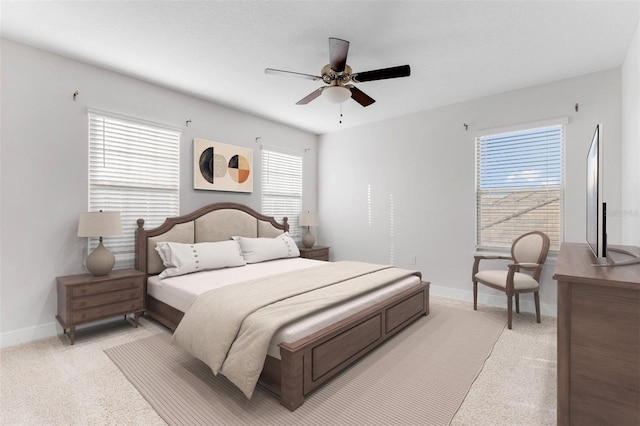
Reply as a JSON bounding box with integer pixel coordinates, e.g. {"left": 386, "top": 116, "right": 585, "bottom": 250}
{"left": 507, "top": 295, "right": 513, "bottom": 329}
{"left": 473, "top": 281, "right": 478, "bottom": 311}
{"left": 534, "top": 291, "right": 541, "bottom": 323}
{"left": 515, "top": 294, "right": 520, "bottom": 313}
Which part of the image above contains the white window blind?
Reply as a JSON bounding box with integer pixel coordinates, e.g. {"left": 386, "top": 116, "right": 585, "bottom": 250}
{"left": 476, "top": 124, "right": 564, "bottom": 251}
{"left": 88, "top": 110, "right": 180, "bottom": 268}
{"left": 261, "top": 148, "right": 303, "bottom": 240}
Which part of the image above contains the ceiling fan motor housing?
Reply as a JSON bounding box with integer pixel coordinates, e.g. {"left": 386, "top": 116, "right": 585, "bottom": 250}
{"left": 322, "top": 64, "right": 352, "bottom": 85}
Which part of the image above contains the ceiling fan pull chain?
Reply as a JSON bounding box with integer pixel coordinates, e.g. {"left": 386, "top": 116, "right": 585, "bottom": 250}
{"left": 339, "top": 103, "right": 343, "bottom": 124}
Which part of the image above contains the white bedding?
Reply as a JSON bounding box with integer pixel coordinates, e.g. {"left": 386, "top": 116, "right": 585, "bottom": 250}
{"left": 148, "top": 258, "right": 421, "bottom": 358}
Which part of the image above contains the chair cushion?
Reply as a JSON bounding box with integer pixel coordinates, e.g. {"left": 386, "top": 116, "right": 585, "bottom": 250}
{"left": 474, "top": 270, "right": 540, "bottom": 291}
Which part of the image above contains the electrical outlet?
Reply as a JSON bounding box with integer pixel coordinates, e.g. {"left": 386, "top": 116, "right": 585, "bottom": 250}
{"left": 409, "top": 255, "right": 416, "bottom": 265}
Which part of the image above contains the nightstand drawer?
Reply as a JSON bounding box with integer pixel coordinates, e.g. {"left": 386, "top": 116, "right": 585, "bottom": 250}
{"left": 71, "top": 288, "right": 143, "bottom": 310}
{"left": 72, "top": 276, "right": 142, "bottom": 297}
{"left": 300, "top": 247, "right": 329, "bottom": 261}
{"left": 71, "top": 299, "right": 143, "bottom": 323}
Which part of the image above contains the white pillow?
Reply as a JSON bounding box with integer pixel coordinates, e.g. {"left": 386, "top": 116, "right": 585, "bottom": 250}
{"left": 234, "top": 233, "right": 300, "bottom": 264}
{"left": 155, "top": 240, "right": 246, "bottom": 278}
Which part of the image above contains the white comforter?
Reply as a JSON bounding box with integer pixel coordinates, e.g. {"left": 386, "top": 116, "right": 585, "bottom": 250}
{"left": 171, "top": 261, "right": 421, "bottom": 398}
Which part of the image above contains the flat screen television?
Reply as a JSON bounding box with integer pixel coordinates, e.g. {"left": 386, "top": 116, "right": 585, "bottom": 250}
{"left": 586, "top": 123, "right": 640, "bottom": 266}
{"left": 586, "top": 124, "right": 606, "bottom": 261}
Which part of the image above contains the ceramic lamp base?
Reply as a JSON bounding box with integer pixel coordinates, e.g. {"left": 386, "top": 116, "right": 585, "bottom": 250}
{"left": 302, "top": 229, "right": 315, "bottom": 248}
{"left": 86, "top": 239, "right": 115, "bottom": 276}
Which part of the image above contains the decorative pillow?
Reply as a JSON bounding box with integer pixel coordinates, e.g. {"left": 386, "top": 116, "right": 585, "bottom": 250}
{"left": 233, "top": 233, "right": 300, "bottom": 264}
{"left": 155, "top": 240, "right": 246, "bottom": 278}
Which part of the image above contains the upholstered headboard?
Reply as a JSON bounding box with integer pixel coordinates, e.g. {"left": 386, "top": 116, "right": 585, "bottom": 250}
{"left": 135, "top": 202, "right": 289, "bottom": 275}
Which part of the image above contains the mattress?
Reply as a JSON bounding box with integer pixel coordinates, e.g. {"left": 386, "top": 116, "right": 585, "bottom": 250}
{"left": 147, "top": 258, "right": 422, "bottom": 358}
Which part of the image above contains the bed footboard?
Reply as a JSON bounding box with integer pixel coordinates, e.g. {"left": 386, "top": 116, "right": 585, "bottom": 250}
{"left": 259, "top": 281, "right": 430, "bottom": 410}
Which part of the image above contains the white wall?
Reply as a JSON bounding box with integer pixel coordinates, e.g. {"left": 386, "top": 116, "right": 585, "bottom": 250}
{"left": 2, "top": 29, "right": 636, "bottom": 347}
{"left": 621, "top": 18, "right": 640, "bottom": 246}
{"left": 0, "top": 39, "right": 318, "bottom": 347}
{"left": 318, "top": 69, "right": 622, "bottom": 316}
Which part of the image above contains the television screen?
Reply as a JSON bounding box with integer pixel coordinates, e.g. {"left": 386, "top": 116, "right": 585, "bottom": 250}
{"left": 586, "top": 124, "right": 605, "bottom": 258}
{"left": 585, "top": 124, "right": 640, "bottom": 266}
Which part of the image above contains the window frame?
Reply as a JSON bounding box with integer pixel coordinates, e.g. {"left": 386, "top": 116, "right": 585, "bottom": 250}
{"left": 260, "top": 146, "right": 303, "bottom": 240}
{"left": 475, "top": 118, "right": 567, "bottom": 252}
{"left": 87, "top": 109, "right": 181, "bottom": 269}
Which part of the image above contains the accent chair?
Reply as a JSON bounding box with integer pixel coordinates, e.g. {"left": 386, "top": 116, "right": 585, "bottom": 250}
{"left": 472, "top": 231, "right": 551, "bottom": 329}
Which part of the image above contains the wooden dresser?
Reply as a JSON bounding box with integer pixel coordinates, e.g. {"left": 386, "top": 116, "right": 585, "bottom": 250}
{"left": 553, "top": 243, "right": 640, "bottom": 425}
{"left": 56, "top": 268, "right": 145, "bottom": 344}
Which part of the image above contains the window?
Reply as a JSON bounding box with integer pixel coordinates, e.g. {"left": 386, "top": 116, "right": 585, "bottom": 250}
{"left": 261, "top": 148, "right": 303, "bottom": 240}
{"left": 88, "top": 110, "right": 180, "bottom": 268}
{"left": 476, "top": 123, "right": 564, "bottom": 251}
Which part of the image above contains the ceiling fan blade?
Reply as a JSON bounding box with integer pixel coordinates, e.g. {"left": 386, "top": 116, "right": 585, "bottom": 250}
{"left": 265, "top": 68, "right": 322, "bottom": 81}
{"left": 349, "top": 86, "right": 376, "bottom": 107}
{"left": 352, "top": 65, "right": 411, "bottom": 83}
{"left": 329, "top": 37, "right": 350, "bottom": 73}
{"left": 296, "top": 88, "right": 324, "bottom": 105}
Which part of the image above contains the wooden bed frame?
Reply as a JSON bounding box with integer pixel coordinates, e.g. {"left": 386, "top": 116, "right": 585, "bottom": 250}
{"left": 135, "top": 202, "right": 430, "bottom": 410}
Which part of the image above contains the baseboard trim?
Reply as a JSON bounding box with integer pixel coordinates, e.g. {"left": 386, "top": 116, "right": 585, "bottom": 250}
{"left": 0, "top": 317, "right": 127, "bottom": 349}
{"left": 429, "top": 284, "right": 557, "bottom": 318}
{"left": 1, "top": 321, "right": 59, "bottom": 349}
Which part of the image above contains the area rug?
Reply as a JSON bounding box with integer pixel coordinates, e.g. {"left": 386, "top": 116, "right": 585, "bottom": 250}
{"left": 105, "top": 302, "right": 505, "bottom": 425}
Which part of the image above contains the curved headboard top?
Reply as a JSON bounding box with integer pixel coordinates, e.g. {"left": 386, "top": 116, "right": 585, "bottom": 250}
{"left": 135, "top": 202, "right": 289, "bottom": 275}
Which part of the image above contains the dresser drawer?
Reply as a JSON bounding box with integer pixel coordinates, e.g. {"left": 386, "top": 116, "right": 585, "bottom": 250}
{"left": 72, "top": 276, "right": 142, "bottom": 297}
{"left": 71, "top": 288, "right": 143, "bottom": 310}
{"left": 71, "top": 299, "right": 144, "bottom": 324}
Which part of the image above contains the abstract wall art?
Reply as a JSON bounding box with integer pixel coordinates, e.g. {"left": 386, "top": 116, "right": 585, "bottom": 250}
{"left": 194, "top": 138, "right": 253, "bottom": 192}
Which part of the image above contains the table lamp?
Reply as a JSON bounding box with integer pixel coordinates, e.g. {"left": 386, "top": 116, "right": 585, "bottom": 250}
{"left": 77, "top": 211, "right": 122, "bottom": 276}
{"left": 299, "top": 211, "right": 319, "bottom": 248}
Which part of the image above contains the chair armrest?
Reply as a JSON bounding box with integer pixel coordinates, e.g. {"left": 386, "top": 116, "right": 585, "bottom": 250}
{"left": 514, "top": 262, "right": 539, "bottom": 268}
{"left": 509, "top": 262, "right": 539, "bottom": 270}
{"left": 473, "top": 255, "right": 513, "bottom": 261}
{"left": 473, "top": 255, "right": 514, "bottom": 278}
{"left": 506, "top": 262, "right": 543, "bottom": 291}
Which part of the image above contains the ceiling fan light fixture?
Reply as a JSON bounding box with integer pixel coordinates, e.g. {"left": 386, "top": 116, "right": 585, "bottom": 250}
{"left": 323, "top": 86, "right": 351, "bottom": 104}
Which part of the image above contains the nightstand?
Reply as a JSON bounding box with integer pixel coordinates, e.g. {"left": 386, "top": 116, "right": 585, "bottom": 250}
{"left": 299, "top": 246, "right": 330, "bottom": 261}
{"left": 56, "top": 268, "right": 145, "bottom": 345}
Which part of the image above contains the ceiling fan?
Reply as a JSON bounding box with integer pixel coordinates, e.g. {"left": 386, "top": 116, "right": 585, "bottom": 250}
{"left": 265, "top": 37, "right": 411, "bottom": 107}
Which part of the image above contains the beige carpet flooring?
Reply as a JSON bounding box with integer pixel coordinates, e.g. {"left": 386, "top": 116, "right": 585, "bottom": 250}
{"left": 104, "top": 302, "right": 504, "bottom": 425}
{"left": 1, "top": 296, "right": 557, "bottom": 425}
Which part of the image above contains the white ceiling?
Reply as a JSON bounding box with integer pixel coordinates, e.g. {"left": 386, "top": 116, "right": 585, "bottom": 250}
{"left": 1, "top": 1, "right": 639, "bottom": 135}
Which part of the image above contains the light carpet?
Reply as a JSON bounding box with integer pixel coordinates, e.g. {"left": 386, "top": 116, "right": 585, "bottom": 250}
{"left": 105, "top": 302, "right": 505, "bottom": 425}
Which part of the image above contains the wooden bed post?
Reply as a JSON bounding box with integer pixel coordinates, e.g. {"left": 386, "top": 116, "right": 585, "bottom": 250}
{"left": 135, "top": 218, "right": 147, "bottom": 274}
{"left": 279, "top": 348, "right": 305, "bottom": 411}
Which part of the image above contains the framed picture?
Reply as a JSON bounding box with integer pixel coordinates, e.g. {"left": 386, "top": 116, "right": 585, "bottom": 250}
{"left": 194, "top": 138, "right": 253, "bottom": 193}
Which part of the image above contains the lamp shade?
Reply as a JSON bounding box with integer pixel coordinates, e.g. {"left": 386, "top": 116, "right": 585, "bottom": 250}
{"left": 77, "top": 211, "right": 122, "bottom": 237}
{"left": 299, "top": 212, "right": 319, "bottom": 227}
{"left": 323, "top": 86, "right": 351, "bottom": 104}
